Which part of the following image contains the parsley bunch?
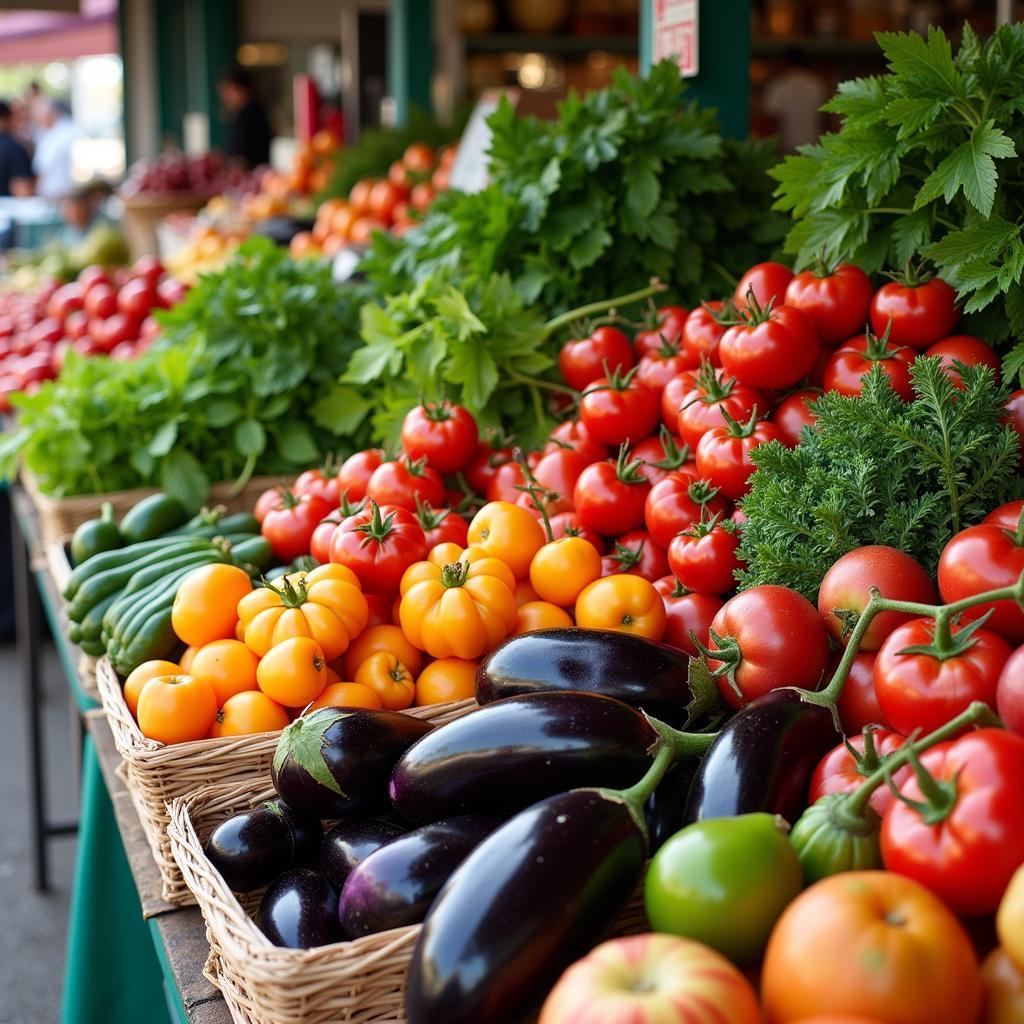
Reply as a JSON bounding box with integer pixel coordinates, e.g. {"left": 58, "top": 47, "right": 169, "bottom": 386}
{"left": 771, "top": 23, "right": 1024, "bottom": 380}
{"left": 737, "top": 358, "right": 1023, "bottom": 599}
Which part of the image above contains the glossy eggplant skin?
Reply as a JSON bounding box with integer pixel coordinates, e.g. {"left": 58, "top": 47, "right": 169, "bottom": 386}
{"left": 256, "top": 869, "right": 341, "bottom": 949}
{"left": 405, "top": 790, "right": 645, "bottom": 1024}
{"left": 645, "top": 758, "right": 700, "bottom": 853}
{"left": 475, "top": 628, "right": 690, "bottom": 720}
{"left": 339, "top": 814, "right": 503, "bottom": 938}
{"left": 321, "top": 819, "right": 406, "bottom": 890}
{"left": 390, "top": 691, "right": 656, "bottom": 824}
{"left": 685, "top": 689, "right": 841, "bottom": 825}
{"left": 205, "top": 805, "right": 292, "bottom": 893}
{"left": 272, "top": 708, "right": 434, "bottom": 819}
{"left": 263, "top": 798, "right": 322, "bottom": 866}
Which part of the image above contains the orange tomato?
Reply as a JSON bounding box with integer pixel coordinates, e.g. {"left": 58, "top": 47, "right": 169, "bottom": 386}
{"left": 349, "top": 216, "right": 385, "bottom": 245}
{"left": 306, "top": 681, "right": 383, "bottom": 712}
{"left": 172, "top": 563, "right": 252, "bottom": 647}
{"left": 354, "top": 651, "right": 415, "bottom": 710}
{"left": 210, "top": 690, "right": 289, "bottom": 737}
{"left": 188, "top": 639, "right": 259, "bottom": 706}
{"left": 178, "top": 646, "right": 198, "bottom": 673}
{"left": 399, "top": 557, "right": 518, "bottom": 659}
{"left": 123, "top": 659, "right": 180, "bottom": 718}
{"left": 136, "top": 675, "right": 218, "bottom": 745}
{"left": 514, "top": 600, "right": 573, "bottom": 635}
{"left": 238, "top": 563, "right": 368, "bottom": 661}
{"left": 467, "top": 501, "right": 546, "bottom": 579}
{"left": 515, "top": 578, "right": 541, "bottom": 605}
{"left": 415, "top": 658, "right": 478, "bottom": 705}
{"left": 255, "top": 637, "right": 328, "bottom": 708}
{"left": 575, "top": 576, "right": 666, "bottom": 641}
{"left": 403, "top": 142, "right": 435, "bottom": 172}
{"left": 529, "top": 537, "right": 601, "bottom": 607}
{"left": 349, "top": 178, "right": 374, "bottom": 213}
{"left": 343, "top": 623, "right": 424, "bottom": 679}
{"left": 789, "top": 1019, "right": 890, "bottom": 1024}
{"left": 331, "top": 204, "right": 356, "bottom": 239}
{"left": 761, "top": 872, "right": 981, "bottom": 1024}
{"left": 401, "top": 544, "right": 514, "bottom": 596}
{"left": 311, "top": 129, "right": 338, "bottom": 156}
{"left": 982, "top": 948, "right": 1024, "bottom": 1024}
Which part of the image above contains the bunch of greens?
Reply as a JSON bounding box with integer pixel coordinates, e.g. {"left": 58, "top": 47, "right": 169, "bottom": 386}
{"left": 737, "top": 358, "right": 1023, "bottom": 599}
{"left": 0, "top": 238, "right": 372, "bottom": 505}
{"left": 362, "top": 61, "right": 786, "bottom": 315}
{"left": 771, "top": 23, "right": 1024, "bottom": 380}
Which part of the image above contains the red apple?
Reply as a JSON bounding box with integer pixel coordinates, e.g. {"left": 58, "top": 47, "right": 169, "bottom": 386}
{"left": 539, "top": 934, "right": 762, "bottom": 1024}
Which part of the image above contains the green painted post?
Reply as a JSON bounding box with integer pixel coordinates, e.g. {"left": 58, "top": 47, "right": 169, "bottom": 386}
{"left": 195, "top": 0, "right": 238, "bottom": 149}
{"left": 640, "top": 0, "right": 750, "bottom": 139}
{"left": 388, "top": 0, "right": 433, "bottom": 126}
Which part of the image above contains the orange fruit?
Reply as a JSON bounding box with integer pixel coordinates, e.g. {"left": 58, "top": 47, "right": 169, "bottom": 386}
{"left": 210, "top": 690, "right": 289, "bottom": 737}
{"left": 123, "top": 659, "right": 180, "bottom": 718}
{"left": 171, "top": 563, "right": 252, "bottom": 647}
{"left": 414, "top": 658, "right": 477, "bottom": 706}
{"left": 306, "top": 681, "right": 383, "bottom": 713}
{"left": 136, "top": 675, "right": 218, "bottom": 744}
{"left": 256, "top": 636, "right": 327, "bottom": 707}
{"left": 343, "top": 624, "right": 423, "bottom": 679}
{"left": 188, "top": 639, "right": 259, "bottom": 706}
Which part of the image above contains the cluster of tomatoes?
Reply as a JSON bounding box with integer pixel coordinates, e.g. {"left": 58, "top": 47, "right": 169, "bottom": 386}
{"left": 0, "top": 256, "right": 189, "bottom": 410}
{"left": 291, "top": 142, "right": 455, "bottom": 259}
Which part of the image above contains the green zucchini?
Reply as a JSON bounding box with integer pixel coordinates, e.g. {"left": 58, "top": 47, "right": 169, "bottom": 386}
{"left": 78, "top": 592, "right": 120, "bottom": 644}
{"left": 170, "top": 511, "right": 261, "bottom": 538}
{"left": 230, "top": 536, "right": 273, "bottom": 572}
{"left": 80, "top": 638, "right": 107, "bottom": 657}
{"left": 70, "top": 503, "right": 124, "bottom": 566}
{"left": 119, "top": 494, "right": 188, "bottom": 543}
{"left": 63, "top": 535, "right": 194, "bottom": 599}
{"left": 112, "top": 608, "right": 178, "bottom": 677}
{"left": 103, "top": 559, "right": 209, "bottom": 643}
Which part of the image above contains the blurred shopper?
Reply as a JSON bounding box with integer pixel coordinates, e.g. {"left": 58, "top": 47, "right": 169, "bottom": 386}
{"left": 0, "top": 100, "right": 34, "bottom": 197}
{"left": 218, "top": 67, "right": 271, "bottom": 169}
{"left": 761, "top": 49, "right": 829, "bottom": 152}
{"left": 33, "top": 98, "right": 76, "bottom": 198}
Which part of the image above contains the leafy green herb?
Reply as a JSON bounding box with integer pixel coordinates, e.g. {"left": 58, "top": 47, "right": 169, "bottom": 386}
{"left": 737, "top": 358, "right": 1024, "bottom": 599}
{"left": 770, "top": 23, "right": 1024, "bottom": 379}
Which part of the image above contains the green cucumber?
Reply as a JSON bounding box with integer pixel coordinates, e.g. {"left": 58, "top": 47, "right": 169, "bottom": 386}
{"left": 103, "top": 558, "right": 211, "bottom": 642}
{"left": 230, "top": 536, "right": 273, "bottom": 572}
{"left": 67, "top": 623, "right": 82, "bottom": 643}
{"left": 70, "top": 503, "right": 124, "bottom": 566}
{"left": 78, "top": 592, "right": 120, "bottom": 643}
{"left": 120, "top": 546, "right": 221, "bottom": 597}
{"left": 119, "top": 494, "right": 188, "bottom": 543}
{"left": 80, "top": 638, "right": 107, "bottom": 657}
{"left": 112, "top": 608, "right": 178, "bottom": 677}
{"left": 170, "top": 511, "right": 261, "bottom": 538}
{"left": 63, "top": 536, "right": 185, "bottom": 599}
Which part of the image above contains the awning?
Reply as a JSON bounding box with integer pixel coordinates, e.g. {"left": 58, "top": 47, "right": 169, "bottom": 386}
{"left": 0, "top": 0, "right": 117, "bottom": 64}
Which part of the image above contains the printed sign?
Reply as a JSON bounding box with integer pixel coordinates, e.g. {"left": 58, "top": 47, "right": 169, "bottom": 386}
{"left": 653, "top": 0, "right": 699, "bottom": 78}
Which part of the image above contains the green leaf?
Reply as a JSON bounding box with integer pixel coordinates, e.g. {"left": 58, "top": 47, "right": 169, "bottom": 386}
{"left": 310, "top": 384, "right": 372, "bottom": 436}
{"left": 205, "top": 398, "right": 243, "bottom": 428}
{"left": 446, "top": 344, "right": 499, "bottom": 412}
{"left": 684, "top": 657, "right": 723, "bottom": 729}
{"left": 891, "top": 208, "right": 933, "bottom": 265}
{"left": 234, "top": 418, "right": 266, "bottom": 458}
{"left": 1003, "top": 340, "right": 1024, "bottom": 387}
{"left": 159, "top": 449, "right": 209, "bottom": 511}
{"left": 273, "top": 711, "right": 349, "bottom": 796}
{"left": 276, "top": 421, "right": 320, "bottom": 465}
{"left": 624, "top": 155, "right": 660, "bottom": 219}
{"left": 568, "top": 225, "right": 612, "bottom": 270}
{"left": 147, "top": 420, "right": 178, "bottom": 458}
{"left": 877, "top": 27, "right": 965, "bottom": 99}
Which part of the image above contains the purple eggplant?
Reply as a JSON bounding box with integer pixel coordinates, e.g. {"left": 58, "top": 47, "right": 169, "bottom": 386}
{"left": 475, "top": 628, "right": 691, "bottom": 720}
{"left": 389, "top": 691, "right": 656, "bottom": 823}
{"left": 256, "top": 869, "right": 341, "bottom": 949}
{"left": 644, "top": 758, "right": 700, "bottom": 853}
{"left": 338, "top": 814, "right": 503, "bottom": 938}
{"left": 272, "top": 707, "right": 434, "bottom": 819}
{"left": 321, "top": 819, "right": 406, "bottom": 890}
{"left": 685, "top": 689, "right": 841, "bottom": 824}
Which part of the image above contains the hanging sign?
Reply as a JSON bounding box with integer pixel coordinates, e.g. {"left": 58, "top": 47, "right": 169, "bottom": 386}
{"left": 652, "top": 0, "right": 700, "bottom": 78}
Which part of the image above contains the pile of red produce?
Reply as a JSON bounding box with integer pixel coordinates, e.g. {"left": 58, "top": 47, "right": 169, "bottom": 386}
{"left": 121, "top": 151, "right": 260, "bottom": 200}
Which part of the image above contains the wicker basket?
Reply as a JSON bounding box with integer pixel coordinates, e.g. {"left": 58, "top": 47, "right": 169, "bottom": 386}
{"left": 121, "top": 192, "right": 206, "bottom": 257}
{"left": 21, "top": 470, "right": 291, "bottom": 549}
{"left": 97, "top": 656, "right": 478, "bottom": 906}
{"left": 169, "top": 780, "right": 648, "bottom": 1024}
{"left": 43, "top": 539, "right": 100, "bottom": 701}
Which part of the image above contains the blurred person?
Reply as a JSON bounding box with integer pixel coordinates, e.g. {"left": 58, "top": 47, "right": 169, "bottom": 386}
{"left": 0, "top": 100, "right": 34, "bottom": 197}
{"left": 218, "top": 67, "right": 271, "bottom": 169}
{"left": 33, "top": 98, "right": 76, "bottom": 198}
{"left": 58, "top": 184, "right": 108, "bottom": 243}
{"left": 761, "top": 49, "right": 829, "bottom": 152}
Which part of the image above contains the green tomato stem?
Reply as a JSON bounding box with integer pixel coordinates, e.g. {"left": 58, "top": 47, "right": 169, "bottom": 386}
{"left": 542, "top": 280, "right": 666, "bottom": 338}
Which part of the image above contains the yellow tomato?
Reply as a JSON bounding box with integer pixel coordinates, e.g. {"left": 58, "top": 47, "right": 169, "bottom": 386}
{"left": 529, "top": 537, "right": 602, "bottom": 607}
{"left": 123, "top": 659, "right": 180, "bottom": 719}
{"left": 467, "top": 501, "right": 545, "bottom": 579}
{"left": 399, "top": 557, "right": 518, "bottom": 659}
{"left": 515, "top": 578, "right": 541, "bottom": 605}
{"left": 575, "top": 575, "right": 667, "bottom": 641}
{"left": 172, "top": 563, "right": 252, "bottom": 647}
{"left": 188, "top": 639, "right": 259, "bottom": 706}
{"left": 983, "top": 948, "right": 1024, "bottom": 1024}
{"left": 342, "top": 623, "right": 424, "bottom": 679}
{"left": 255, "top": 636, "right": 328, "bottom": 708}
{"left": 354, "top": 651, "right": 416, "bottom": 710}
{"left": 238, "top": 563, "right": 368, "bottom": 661}
{"left": 401, "top": 544, "right": 515, "bottom": 596}
{"left": 414, "top": 658, "right": 478, "bottom": 705}
{"left": 999, "top": 864, "right": 1024, "bottom": 973}
{"left": 514, "top": 600, "right": 574, "bottom": 635}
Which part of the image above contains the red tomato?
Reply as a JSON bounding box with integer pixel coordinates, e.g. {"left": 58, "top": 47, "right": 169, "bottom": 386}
{"left": 632, "top": 428, "right": 693, "bottom": 486}
{"left": 573, "top": 447, "right": 651, "bottom": 537}
{"left": 667, "top": 517, "right": 742, "bottom": 595}
{"left": 29, "top": 317, "right": 63, "bottom": 345}
{"left": 634, "top": 305, "right": 688, "bottom": 356}
{"left": 706, "top": 585, "right": 831, "bottom": 709}
{"left": 881, "top": 728, "right": 1024, "bottom": 915}
{"left": 660, "top": 371, "right": 700, "bottom": 432}
{"left": 294, "top": 462, "right": 343, "bottom": 508}
{"left": 328, "top": 501, "right": 427, "bottom": 595}
{"left": 117, "top": 278, "right": 158, "bottom": 320}
{"left": 400, "top": 401, "right": 479, "bottom": 475}
{"left": 924, "top": 335, "right": 1001, "bottom": 389}
{"left": 677, "top": 367, "right": 764, "bottom": 450}
{"left": 938, "top": 524, "right": 1024, "bottom": 644}
{"left": 157, "top": 277, "right": 188, "bottom": 307}
{"left": 719, "top": 303, "right": 819, "bottom": 390}
{"left": 636, "top": 337, "right": 696, "bottom": 393}
{"left": 1005, "top": 390, "right": 1024, "bottom": 467}
{"left": 260, "top": 489, "right": 333, "bottom": 562}
{"left": 997, "top": 645, "right": 1024, "bottom": 735}
{"left": 869, "top": 278, "right": 959, "bottom": 350}
{"left": 601, "top": 529, "right": 668, "bottom": 581}
{"left": 367, "top": 180, "right": 407, "bottom": 222}
{"left": 823, "top": 330, "right": 915, "bottom": 400}
{"left": 771, "top": 389, "right": 819, "bottom": 447}
{"left": 64, "top": 309, "right": 89, "bottom": 340}
{"left": 94, "top": 313, "right": 139, "bottom": 353}
{"left": 544, "top": 419, "right": 609, "bottom": 465}
{"left": 47, "top": 282, "right": 84, "bottom": 320}
{"left": 403, "top": 142, "right": 435, "bottom": 172}
{"left": 414, "top": 502, "right": 469, "bottom": 549}
{"left": 309, "top": 514, "right": 342, "bottom": 564}
{"left": 784, "top": 263, "right": 873, "bottom": 346}
{"left": 984, "top": 500, "right": 1024, "bottom": 531}
{"left": 818, "top": 545, "right": 937, "bottom": 651}
{"left": 548, "top": 510, "right": 605, "bottom": 554}
{"left": 644, "top": 471, "right": 727, "bottom": 549}
{"left": 409, "top": 182, "right": 436, "bottom": 211}
{"left": 695, "top": 414, "right": 781, "bottom": 500}
{"left": 253, "top": 486, "right": 285, "bottom": 525}
{"left": 834, "top": 651, "right": 890, "bottom": 734}
{"left": 682, "top": 301, "right": 728, "bottom": 366}
{"left": 366, "top": 456, "right": 445, "bottom": 512}
{"left": 874, "top": 617, "right": 1011, "bottom": 735}
{"left": 579, "top": 369, "right": 660, "bottom": 447}
{"left": 558, "top": 326, "right": 634, "bottom": 391}
{"left": 810, "top": 728, "right": 911, "bottom": 817}
{"left": 654, "top": 576, "right": 723, "bottom": 657}
{"left": 132, "top": 254, "right": 164, "bottom": 284}
{"left": 486, "top": 461, "right": 526, "bottom": 503}
{"left": 464, "top": 438, "right": 513, "bottom": 495}
{"left": 518, "top": 448, "right": 590, "bottom": 517}
{"left": 733, "top": 262, "right": 794, "bottom": 310}
{"left": 83, "top": 283, "right": 117, "bottom": 320}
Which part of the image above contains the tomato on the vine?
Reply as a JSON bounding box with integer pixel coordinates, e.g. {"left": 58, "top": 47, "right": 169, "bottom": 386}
{"left": 695, "top": 410, "right": 780, "bottom": 500}
{"left": 548, "top": 510, "right": 605, "bottom": 553}
{"left": 573, "top": 445, "right": 651, "bottom": 537}
{"left": 770, "top": 389, "right": 819, "bottom": 447}
{"left": 328, "top": 501, "right": 427, "bottom": 595}
{"left": 985, "top": 500, "right": 1024, "bottom": 530}
{"left": 294, "top": 458, "right": 344, "bottom": 508}
{"left": 997, "top": 646, "right": 1024, "bottom": 736}
{"left": 706, "top": 585, "right": 830, "bottom": 709}
{"left": 809, "top": 728, "right": 911, "bottom": 817}
{"left": 682, "top": 301, "right": 729, "bottom": 366}
{"left": 733, "top": 262, "right": 794, "bottom": 310}
{"left": 634, "top": 305, "right": 689, "bottom": 356}
{"left": 644, "top": 471, "right": 726, "bottom": 549}
{"left": 400, "top": 401, "right": 478, "bottom": 475}
{"left": 924, "top": 335, "right": 1001, "bottom": 389}
{"left": 632, "top": 427, "right": 693, "bottom": 485}
{"left": 366, "top": 456, "right": 445, "bottom": 511}
{"left": 414, "top": 500, "right": 469, "bottom": 549}
{"left": 579, "top": 366, "right": 660, "bottom": 447}
{"left": 261, "top": 489, "right": 333, "bottom": 562}
{"left": 486, "top": 460, "right": 526, "bottom": 503}
{"left": 558, "top": 326, "right": 634, "bottom": 391}
{"left": 834, "top": 651, "right": 889, "bottom": 734}
{"left": 874, "top": 616, "right": 1011, "bottom": 735}
{"left": 600, "top": 529, "right": 668, "bottom": 581}
{"left": 667, "top": 515, "right": 742, "bottom": 595}
{"left": 677, "top": 363, "right": 763, "bottom": 449}
{"left": 869, "top": 276, "right": 959, "bottom": 350}
{"left": 544, "top": 418, "right": 609, "bottom": 465}
{"left": 516, "top": 448, "right": 589, "bottom": 517}
{"left": 823, "top": 328, "right": 915, "bottom": 400}
{"left": 338, "top": 448, "right": 386, "bottom": 501}
{"left": 654, "top": 576, "right": 723, "bottom": 657}
{"left": 636, "top": 336, "right": 696, "bottom": 393}
{"left": 784, "top": 263, "right": 873, "bottom": 346}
